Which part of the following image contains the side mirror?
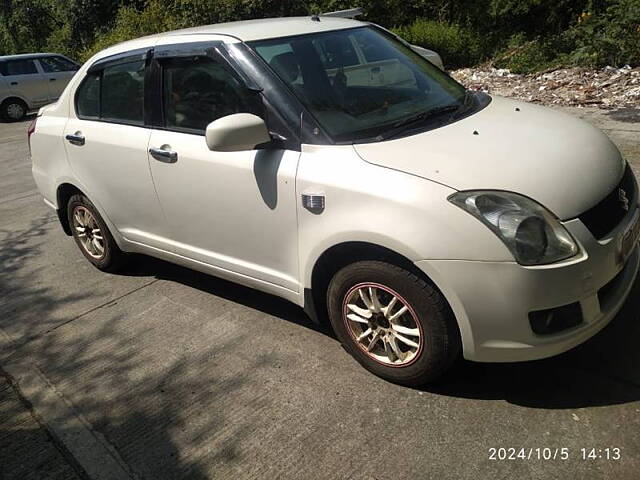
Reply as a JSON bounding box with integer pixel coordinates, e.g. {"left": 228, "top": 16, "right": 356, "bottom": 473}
{"left": 205, "top": 113, "right": 271, "bottom": 152}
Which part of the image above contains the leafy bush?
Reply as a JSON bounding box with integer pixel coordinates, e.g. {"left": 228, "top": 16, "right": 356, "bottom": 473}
{"left": 493, "top": 33, "right": 563, "bottom": 73}
{"left": 493, "top": 0, "right": 640, "bottom": 72}
{"left": 1, "top": 0, "right": 639, "bottom": 72}
{"left": 393, "top": 19, "right": 485, "bottom": 69}
{"left": 80, "top": 0, "right": 179, "bottom": 61}
{"left": 563, "top": 0, "right": 640, "bottom": 67}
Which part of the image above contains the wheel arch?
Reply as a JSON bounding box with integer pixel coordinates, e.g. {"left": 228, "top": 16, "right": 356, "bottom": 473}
{"left": 1, "top": 95, "right": 30, "bottom": 108}
{"left": 56, "top": 183, "right": 85, "bottom": 235}
{"left": 306, "top": 241, "right": 455, "bottom": 330}
{"left": 1, "top": 96, "right": 29, "bottom": 117}
{"left": 54, "top": 181, "right": 127, "bottom": 251}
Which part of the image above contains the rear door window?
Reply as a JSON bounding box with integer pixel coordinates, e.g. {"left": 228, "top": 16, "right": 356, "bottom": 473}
{"left": 0, "top": 59, "right": 38, "bottom": 76}
{"left": 75, "top": 60, "right": 144, "bottom": 125}
{"left": 101, "top": 61, "right": 144, "bottom": 124}
{"left": 76, "top": 73, "right": 100, "bottom": 118}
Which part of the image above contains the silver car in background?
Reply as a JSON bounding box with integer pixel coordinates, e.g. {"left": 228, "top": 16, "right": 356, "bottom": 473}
{"left": 0, "top": 53, "right": 79, "bottom": 121}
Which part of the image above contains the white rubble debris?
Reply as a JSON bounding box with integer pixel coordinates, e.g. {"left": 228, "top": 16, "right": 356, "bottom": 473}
{"left": 451, "top": 66, "right": 640, "bottom": 109}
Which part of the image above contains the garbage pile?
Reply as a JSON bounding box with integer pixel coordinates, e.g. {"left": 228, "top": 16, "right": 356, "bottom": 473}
{"left": 451, "top": 66, "right": 640, "bottom": 109}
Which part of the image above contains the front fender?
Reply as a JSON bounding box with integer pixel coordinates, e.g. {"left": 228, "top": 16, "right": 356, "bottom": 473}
{"left": 296, "top": 144, "right": 511, "bottom": 288}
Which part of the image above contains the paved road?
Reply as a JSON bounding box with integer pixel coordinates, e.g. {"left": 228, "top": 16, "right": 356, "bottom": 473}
{"left": 1, "top": 108, "right": 639, "bottom": 479}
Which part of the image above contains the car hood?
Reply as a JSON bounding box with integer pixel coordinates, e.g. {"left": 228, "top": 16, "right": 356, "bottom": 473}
{"left": 353, "top": 95, "right": 625, "bottom": 220}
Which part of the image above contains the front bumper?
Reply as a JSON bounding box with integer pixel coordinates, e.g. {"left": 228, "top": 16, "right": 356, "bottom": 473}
{"left": 416, "top": 205, "right": 640, "bottom": 363}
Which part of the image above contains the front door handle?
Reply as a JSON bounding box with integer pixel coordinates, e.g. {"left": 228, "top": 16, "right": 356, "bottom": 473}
{"left": 49, "top": 78, "right": 57, "bottom": 82}
{"left": 65, "top": 132, "right": 85, "bottom": 146}
{"left": 149, "top": 145, "right": 177, "bottom": 163}
{"left": 10, "top": 81, "right": 17, "bottom": 85}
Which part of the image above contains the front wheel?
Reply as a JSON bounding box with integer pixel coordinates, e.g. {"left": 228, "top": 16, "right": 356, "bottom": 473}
{"left": 327, "top": 261, "right": 461, "bottom": 386}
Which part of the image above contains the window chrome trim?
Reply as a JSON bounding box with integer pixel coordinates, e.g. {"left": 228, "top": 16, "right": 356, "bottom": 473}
{"left": 87, "top": 47, "right": 152, "bottom": 74}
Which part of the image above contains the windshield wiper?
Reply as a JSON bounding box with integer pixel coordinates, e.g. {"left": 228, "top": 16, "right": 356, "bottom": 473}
{"left": 377, "top": 103, "right": 461, "bottom": 141}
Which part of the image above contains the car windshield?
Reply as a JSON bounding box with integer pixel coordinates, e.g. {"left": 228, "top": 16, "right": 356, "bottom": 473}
{"left": 249, "top": 26, "right": 468, "bottom": 143}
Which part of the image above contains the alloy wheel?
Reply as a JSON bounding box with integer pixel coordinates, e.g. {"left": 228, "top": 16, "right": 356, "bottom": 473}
{"left": 72, "top": 206, "right": 105, "bottom": 259}
{"left": 342, "top": 282, "right": 423, "bottom": 367}
{"left": 6, "top": 102, "right": 25, "bottom": 120}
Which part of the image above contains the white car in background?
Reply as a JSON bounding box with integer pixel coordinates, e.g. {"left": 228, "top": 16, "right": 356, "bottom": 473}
{"left": 0, "top": 53, "right": 79, "bottom": 120}
{"left": 30, "top": 15, "right": 639, "bottom": 386}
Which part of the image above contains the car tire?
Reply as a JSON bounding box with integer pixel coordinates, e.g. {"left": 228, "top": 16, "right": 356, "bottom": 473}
{"left": 67, "top": 194, "right": 127, "bottom": 272}
{"left": 327, "top": 261, "right": 461, "bottom": 386}
{"left": 1, "top": 98, "right": 27, "bottom": 121}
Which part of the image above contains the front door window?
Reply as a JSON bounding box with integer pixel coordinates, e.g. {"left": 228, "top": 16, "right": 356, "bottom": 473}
{"left": 161, "top": 56, "right": 262, "bottom": 133}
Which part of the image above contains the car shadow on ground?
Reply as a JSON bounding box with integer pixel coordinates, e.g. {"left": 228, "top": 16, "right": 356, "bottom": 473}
{"left": 119, "top": 253, "right": 640, "bottom": 410}
{"left": 0, "top": 217, "right": 261, "bottom": 478}
{"left": 605, "top": 107, "right": 640, "bottom": 124}
{"left": 122, "top": 253, "right": 328, "bottom": 335}
{"left": 0, "top": 113, "right": 36, "bottom": 124}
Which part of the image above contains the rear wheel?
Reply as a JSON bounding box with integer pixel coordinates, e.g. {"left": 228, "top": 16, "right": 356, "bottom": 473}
{"left": 327, "top": 261, "right": 461, "bottom": 386}
{"left": 67, "top": 194, "right": 127, "bottom": 272}
{"left": 1, "top": 98, "right": 27, "bottom": 121}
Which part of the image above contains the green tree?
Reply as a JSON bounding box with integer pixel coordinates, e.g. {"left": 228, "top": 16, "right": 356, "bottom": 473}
{"left": 2, "top": 0, "right": 639, "bottom": 70}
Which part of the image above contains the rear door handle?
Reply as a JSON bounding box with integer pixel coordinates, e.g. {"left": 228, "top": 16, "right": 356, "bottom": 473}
{"left": 65, "top": 132, "right": 85, "bottom": 146}
{"left": 10, "top": 81, "right": 17, "bottom": 85}
{"left": 49, "top": 78, "right": 57, "bottom": 82}
{"left": 149, "top": 146, "right": 177, "bottom": 163}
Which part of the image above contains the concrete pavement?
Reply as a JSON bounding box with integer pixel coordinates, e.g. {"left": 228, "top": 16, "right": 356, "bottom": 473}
{"left": 1, "top": 107, "right": 639, "bottom": 479}
{"left": 0, "top": 372, "right": 83, "bottom": 480}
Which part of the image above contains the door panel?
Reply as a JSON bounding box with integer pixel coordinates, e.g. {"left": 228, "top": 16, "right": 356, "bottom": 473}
{"left": 1, "top": 59, "right": 48, "bottom": 106}
{"left": 37, "top": 57, "right": 79, "bottom": 100}
{"left": 148, "top": 129, "right": 301, "bottom": 291}
{"left": 44, "top": 71, "right": 75, "bottom": 99}
{"left": 63, "top": 119, "right": 168, "bottom": 248}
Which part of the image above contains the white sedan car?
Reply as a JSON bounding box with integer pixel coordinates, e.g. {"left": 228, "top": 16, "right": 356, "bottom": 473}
{"left": 30, "top": 16, "right": 639, "bottom": 386}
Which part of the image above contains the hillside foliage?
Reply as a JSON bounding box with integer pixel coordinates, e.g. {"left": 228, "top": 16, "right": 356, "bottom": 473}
{"left": 1, "top": 0, "right": 638, "bottom": 72}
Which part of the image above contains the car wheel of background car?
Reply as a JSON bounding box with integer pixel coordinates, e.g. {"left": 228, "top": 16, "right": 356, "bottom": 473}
{"left": 1, "top": 98, "right": 27, "bottom": 121}
{"left": 327, "top": 260, "right": 461, "bottom": 386}
{"left": 67, "top": 194, "right": 127, "bottom": 272}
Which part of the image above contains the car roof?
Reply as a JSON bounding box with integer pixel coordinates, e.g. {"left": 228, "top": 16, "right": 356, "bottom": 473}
{"left": 165, "top": 16, "right": 365, "bottom": 42}
{"left": 91, "top": 16, "right": 369, "bottom": 62}
{"left": 0, "top": 53, "right": 61, "bottom": 61}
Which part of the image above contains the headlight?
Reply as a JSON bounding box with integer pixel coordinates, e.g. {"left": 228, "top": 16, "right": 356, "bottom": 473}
{"left": 448, "top": 191, "right": 578, "bottom": 265}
